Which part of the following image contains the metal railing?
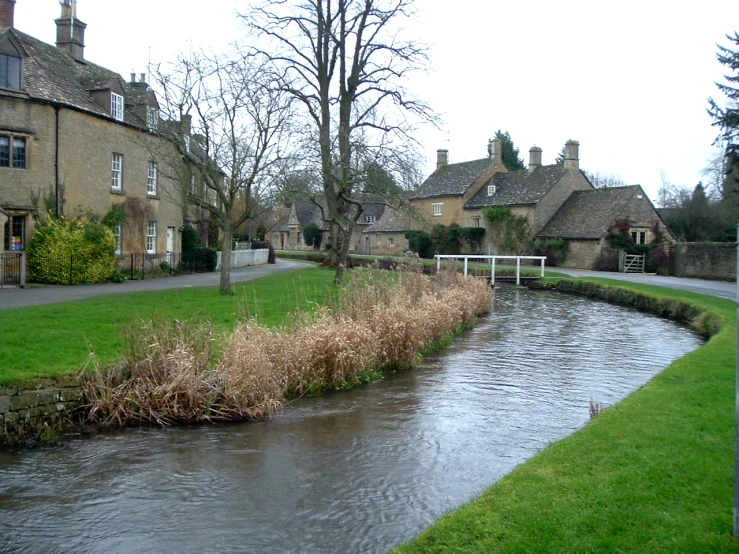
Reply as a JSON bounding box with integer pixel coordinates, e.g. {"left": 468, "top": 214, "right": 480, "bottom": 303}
{"left": 0, "top": 252, "right": 24, "bottom": 287}
{"left": 435, "top": 254, "right": 547, "bottom": 286}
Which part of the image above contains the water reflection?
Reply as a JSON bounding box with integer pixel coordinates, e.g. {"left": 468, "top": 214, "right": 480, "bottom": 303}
{"left": 0, "top": 286, "right": 701, "bottom": 553}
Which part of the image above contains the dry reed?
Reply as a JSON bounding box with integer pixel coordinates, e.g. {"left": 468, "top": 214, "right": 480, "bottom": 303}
{"left": 83, "top": 269, "right": 494, "bottom": 426}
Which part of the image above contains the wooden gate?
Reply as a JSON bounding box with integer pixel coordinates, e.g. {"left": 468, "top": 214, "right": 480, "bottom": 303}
{"left": 619, "top": 251, "right": 645, "bottom": 273}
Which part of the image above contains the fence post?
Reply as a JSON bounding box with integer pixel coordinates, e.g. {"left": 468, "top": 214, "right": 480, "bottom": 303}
{"left": 516, "top": 257, "right": 521, "bottom": 286}
{"left": 130, "top": 253, "right": 134, "bottom": 281}
{"left": 69, "top": 254, "right": 73, "bottom": 286}
{"left": 19, "top": 252, "right": 26, "bottom": 288}
{"left": 540, "top": 257, "right": 545, "bottom": 278}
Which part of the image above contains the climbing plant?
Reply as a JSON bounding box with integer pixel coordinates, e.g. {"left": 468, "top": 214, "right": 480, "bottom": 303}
{"left": 483, "top": 206, "right": 532, "bottom": 254}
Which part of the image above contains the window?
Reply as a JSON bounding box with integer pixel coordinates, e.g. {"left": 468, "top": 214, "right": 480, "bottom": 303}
{"left": 111, "top": 92, "right": 124, "bottom": 121}
{"left": 472, "top": 217, "right": 480, "bottom": 228}
{"left": 365, "top": 215, "right": 376, "bottom": 224}
{"left": 297, "top": 232, "right": 302, "bottom": 244}
{"left": 111, "top": 153, "right": 123, "bottom": 190}
{"left": 487, "top": 184, "right": 496, "bottom": 196}
{"left": 4, "top": 215, "right": 25, "bottom": 251}
{"left": 0, "top": 53, "right": 21, "bottom": 90}
{"left": 376, "top": 233, "right": 381, "bottom": 244}
{"left": 389, "top": 237, "right": 394, "bottom": 246}
{"left": 631, "top": 231, "right": 647, "bottom": 245}
{"left": 114, "top": 223, "right": 122, "bottom": 254}
{"left": 0, "top": 136, "right": 27, "bottom": 169}
{"left": 433, "top": 203, "right": 443, "bottom": 216}
{"left": 147, "top": 161, "right": 157, "bottom": 195}
{"left": 146, "top": 106, "right": 158, "bottom": 130}
{"left": 190, "top": 173, "right": 196, "bottom": 194}
{"left": 183, "top": 135, "right": 191, "bottom": 153}
{"left": 146, "top": 221, "right": 157, "bottom": 253}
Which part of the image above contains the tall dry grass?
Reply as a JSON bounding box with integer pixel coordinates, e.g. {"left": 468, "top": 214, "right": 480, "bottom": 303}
{"left": 84, "top": 269, "right": 493, "bottom": 426}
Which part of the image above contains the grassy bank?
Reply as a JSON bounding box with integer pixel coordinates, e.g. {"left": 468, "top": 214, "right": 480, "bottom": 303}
{"left": 0, "top": 268, "right": 336, "bottom": 385}
{"left": 395, "top": 278, "right": 739, "bottom": 553}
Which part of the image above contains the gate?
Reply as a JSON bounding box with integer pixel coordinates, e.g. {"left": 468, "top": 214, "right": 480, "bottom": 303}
{"left": 0, "top": 252, "right": 24, "bottom": 287}
{"left": 619, "top": 250, "right": 645, "bottom": 273}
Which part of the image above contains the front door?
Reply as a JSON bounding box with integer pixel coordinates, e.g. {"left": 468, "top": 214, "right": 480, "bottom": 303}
{"left": 166, "top": 227, "right": 175, "bottom": 265}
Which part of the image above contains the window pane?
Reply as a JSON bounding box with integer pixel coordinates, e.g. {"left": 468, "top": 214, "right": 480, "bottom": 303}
{"left": 12, "top": 138, "right": 26, "bottom": 169}
{"left": 0, "top": 137, "right": 9, "bottom": 167}
{"left": 7, "top": 55, "right": 20, "bottom": 89}
{"left": 111, "top": 153, "right": 122, "bottom": 189}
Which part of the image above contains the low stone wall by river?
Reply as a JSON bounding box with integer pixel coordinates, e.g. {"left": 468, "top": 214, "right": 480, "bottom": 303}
{"left": 0, "top": 376, "right": 84, "bottom": 444}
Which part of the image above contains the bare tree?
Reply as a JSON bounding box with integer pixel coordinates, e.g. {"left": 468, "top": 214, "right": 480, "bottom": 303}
{"left": 149, "top": 51, "right": 293, "bottom": 294}
{"left": 247, "top": 0, "right": 435, "bottom": 283}
{"left": 583, "top": 170, "right": 629, "bottom": 188}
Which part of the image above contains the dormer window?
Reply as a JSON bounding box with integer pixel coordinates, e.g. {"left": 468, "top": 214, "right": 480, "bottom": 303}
{"left": 487, "top": 184, "right": 496, "bottom": 196}
{"left": 0, "top": 53, "right": 21, "bottom": 90}
{"left": 111, "top": 92, "right": 124, "bottom": 121}
{"left": 146, "top": 106, "right": 158, "bottom": 131}
{"left": 365, "top": 215, "right": 376, "bottom": 224}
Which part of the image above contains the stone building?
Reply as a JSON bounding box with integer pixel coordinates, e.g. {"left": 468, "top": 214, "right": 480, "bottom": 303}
{"left": 410, "top": 139, "right": 672, "bottom": 268}
{"left": 0, "top": 0, "right": 189, "bottom": 260}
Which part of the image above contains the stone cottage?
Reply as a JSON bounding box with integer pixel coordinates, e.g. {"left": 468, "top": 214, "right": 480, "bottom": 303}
{"left": 0, "top": 0, "right": 192, "bottom": 260}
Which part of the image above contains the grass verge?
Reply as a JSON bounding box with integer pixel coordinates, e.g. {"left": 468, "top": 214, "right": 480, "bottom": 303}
{"left": 394, "top": 277, "right": 739, "bottom": 553}
{"left": 0, "top": 268, "right": 337, "bottom": 385}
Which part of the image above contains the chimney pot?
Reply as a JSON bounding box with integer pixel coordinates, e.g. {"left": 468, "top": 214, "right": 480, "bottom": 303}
{"left": 0, "top": 0, "right": 15, "bottom": 29}
{"left": 528, "top": 146, "right": 542, "bottom": 173}
{"left": 564, "top": 140, "right": 580, "bottom": 170}
{"left": 436, "top": 149, "right": 449, "bottom": 170}
{"left": 56, "top": 1, "right": 87, "bottom": 61}
{"left": 140, "top": 73, "right": 146, "bottom": 84}
{"left": 131, "top": 72, "right": 136, "bottom": 83}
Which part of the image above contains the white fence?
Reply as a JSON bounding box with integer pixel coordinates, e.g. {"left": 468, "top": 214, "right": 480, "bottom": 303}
{"left": 435, "top": 254, "right": 547, "bottom": 286}
{"left": 216, "top": 248, "right": 270, "bottom": 271}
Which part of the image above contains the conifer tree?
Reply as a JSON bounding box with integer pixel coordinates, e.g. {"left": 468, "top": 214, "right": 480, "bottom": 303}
{"left": 487, "top": 130, "right": 525, "bottom": 171}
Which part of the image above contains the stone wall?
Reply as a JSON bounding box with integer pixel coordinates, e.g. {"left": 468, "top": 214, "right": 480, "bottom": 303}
{"left": 1, "top": 376, "right": 85, "bottom": 444}
{"left": 669, "top": 242, "right": 737, "bottom": 282}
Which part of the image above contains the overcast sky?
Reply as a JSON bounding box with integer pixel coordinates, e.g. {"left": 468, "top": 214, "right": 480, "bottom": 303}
{"left": 14, "top": 0, "right": 739, "bottom": 202}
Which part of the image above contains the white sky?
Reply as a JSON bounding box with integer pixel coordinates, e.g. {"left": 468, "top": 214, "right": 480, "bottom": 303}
{"left": 14, "top": 0, "right": 739, "bottom": 202}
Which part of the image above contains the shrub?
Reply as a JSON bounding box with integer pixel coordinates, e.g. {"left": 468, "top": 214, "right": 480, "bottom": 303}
{"left": 405, "top": 230, "right": 433, "bottom": 258}
{"left": 533, "top": 238, "right": 568, "bottom": 266}
{"left": 181, "top": 225, "right": 200, "bottom": 252}
{"left": 27, "top": 217, "right": 116, "bottom": 284}
{"left": 303, "top": 222, "right": 323, "bottom": 249}
{"left": 178, "top": 247, "right": 218, "bottom": 272}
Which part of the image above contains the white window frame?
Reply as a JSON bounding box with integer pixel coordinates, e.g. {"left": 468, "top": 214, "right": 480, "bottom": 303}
{"left": 432, "top": 203, "right": 443, "bottom": 217}
{"left": 111, "top": 153, "right": 123, "bottom": 190}
{"left": 183, "top": 135, "right": 191, "bottom": 153}
{"left": 147, "top": 161, "right": 157, "bottom": 196}
{"left": 190, "top": 173, "right": 196, "bottom": 194}
{"left": 146, "top": 221, "right": 157, "bottom": 254}
{"left": 487, "top": 184, "right": 496, "bottom": 196}
{"left": 472, "top": 217, "right": 480, "bottom": 228}
{"left": 114, "top": 223, "right": 122, "bottom": 255}
{"left": 111, "top": 92, "right": 124, "bottom": 121}
{"left": 631, "top": 230, "right": 647, "bottom": 245}
{"left": 146, "top": 106, "right": 158, "bottom": 130}
{"left": 365, "top": 215, "right": 376, "bottom": 224}
{"left": 376, "top": 233, "right": 381, "bottom": 244}
{"left": 389, "top": 237, "right": 394, "bottom": 246}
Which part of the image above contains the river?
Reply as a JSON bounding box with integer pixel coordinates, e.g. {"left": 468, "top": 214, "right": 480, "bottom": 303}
{"left": 0, "top": 286, "right": 702, "bottom": 553}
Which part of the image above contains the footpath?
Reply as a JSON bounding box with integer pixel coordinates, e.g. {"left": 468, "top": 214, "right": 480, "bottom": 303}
{"left": 0, "top": 259, "right": 314, "bottom": 311}
{"left": 0, "top": 260, "right": 734, "bottom": 311}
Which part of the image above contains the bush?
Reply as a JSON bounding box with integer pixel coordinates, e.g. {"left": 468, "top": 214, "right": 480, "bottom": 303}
{"left": 405, "top": 230, "right": 433, "bottom": 259}
{"left": 533, "top": 238, "right": 568, "bottom": 266}
{"left": 178, "top": 247, "right": 218, "bottom": 272}
{"left": 303, "top": 222, "right": 323, "bottom": 249}
{"left": 181, "top": 225, "right": 200, "bottom": 252}
{"left": 27, "top": 217, "right": 116, "bottom": 284}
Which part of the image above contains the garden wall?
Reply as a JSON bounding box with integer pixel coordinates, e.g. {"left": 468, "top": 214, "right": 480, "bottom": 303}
{"left": 668, "top": 242, "right": 736, "bottom": 282}
{"left": 1, "top": 376, "right": 85, "bottom": 444}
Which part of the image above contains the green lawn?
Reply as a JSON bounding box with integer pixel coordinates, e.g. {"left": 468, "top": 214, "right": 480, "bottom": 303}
{"left": 394, "top": 278, "right": 739, "bottom": 553}
{"left": 0, "top": 268, "right": 337, "bottom": 385}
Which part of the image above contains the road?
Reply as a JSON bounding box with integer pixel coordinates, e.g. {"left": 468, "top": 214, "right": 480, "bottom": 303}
{"left": 0, "top": 259, "right": 314, "bottom": 310}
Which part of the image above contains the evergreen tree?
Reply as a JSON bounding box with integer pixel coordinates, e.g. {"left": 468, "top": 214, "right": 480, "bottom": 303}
{"left": 708, "top": 32, "right": 739, "bottom": 206}
{"left": 555, "top": 144, "right": 567, "bottom": 164}
{"left": 487, "top": 130, "right": 525, "bottom": 171}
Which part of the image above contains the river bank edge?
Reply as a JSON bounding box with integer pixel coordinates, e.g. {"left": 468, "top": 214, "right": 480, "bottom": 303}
{"left": 0, "top": 306, "right": 487, "bottom": 448}
{"left": 393, "top": 278, "right": 736, "bottom": 553}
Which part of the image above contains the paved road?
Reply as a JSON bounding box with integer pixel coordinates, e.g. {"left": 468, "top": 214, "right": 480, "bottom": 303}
{"left": 0, "top": 259, "right": 314, "bottom": 310}
{"left": 0, "top": 260, "right": 734, "bottom": 310}
{"left": 552, "top": 268, "right": 736, "bottom": 301}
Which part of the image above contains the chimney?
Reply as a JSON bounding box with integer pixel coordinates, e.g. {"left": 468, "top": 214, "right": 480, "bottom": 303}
{"left": 56, "top": 1, "right": 87, "bottom": 61}
{"left": 130, "top": 73, "right": 136, "bottom": 83}
{"left": 564, "top": 140, "right": 580, "bottom": 170}
{"left": 0, "top": 0, "right": 15, "bottom": 29}
{"left": 436, "top": 149, "right": 449, "bottom": 170}
{"left": 490, "top": 137, "right": 502, "bottom": 164}
{"left": 140, "top": 73, "right": 146, "bottom": 84}
{"left": 528, "top": 146, "right": 542, "bottom": 173}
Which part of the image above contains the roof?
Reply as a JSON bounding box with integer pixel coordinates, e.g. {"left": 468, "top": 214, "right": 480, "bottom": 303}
{"left": 363, "top": 204, "right": 411, "bottom": 233}
{"left": 412, "top": 158, "right": 493, "bottom": 199}
{"left": 3, "top": 27, "right": 154, "bottom": 126}
{"left": 465, "top": 165, "right": 569, "bottom": 208}
{"left": 537, "top": 185, "right": 651, "bottom": 239}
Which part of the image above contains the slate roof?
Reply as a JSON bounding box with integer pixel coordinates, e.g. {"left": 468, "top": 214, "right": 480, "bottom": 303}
{"left": 363, "top": 204, "right": 411, "bottom": 233}
{"left": 465, "top": 165, "right": 569, "bottom": 208}
{"left": 3, "top": 27, "right": 154, "bottom": 126}
{"left": 537, "top": 185, "right": 647, "bottom": 239}
{"left": 279, "top": 193, "right": 389, "bottom": 232}
{"left": 411, "top": 158, "right": 493, "bottom": 199}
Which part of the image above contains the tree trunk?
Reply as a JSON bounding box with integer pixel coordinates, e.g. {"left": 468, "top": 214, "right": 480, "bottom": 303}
{"left": 220, "top": 224, "right": 233, "bottom": 295}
